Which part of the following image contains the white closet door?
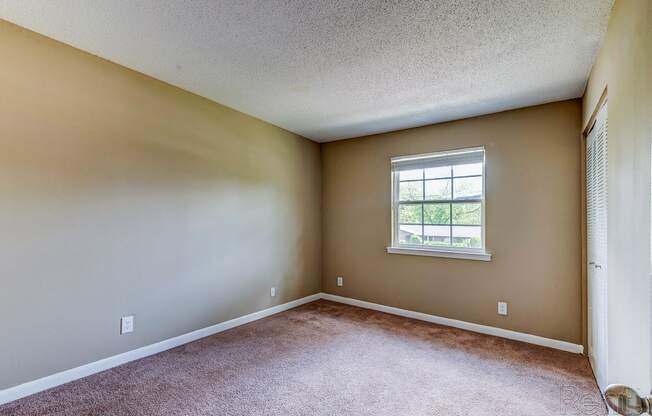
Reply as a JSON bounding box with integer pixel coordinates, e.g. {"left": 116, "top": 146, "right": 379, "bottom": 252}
{"left": 587, "top": 103, "right": 608, "bottom": 390}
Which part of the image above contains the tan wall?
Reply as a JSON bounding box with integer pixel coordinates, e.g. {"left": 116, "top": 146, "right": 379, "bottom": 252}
{"left": 582, "top": 0, "right": 651, "bottom": 392}
{"left": 322, "top": 100, "right": 583, "bottom": 344}
{"left": 0, "top": 20, "right": 321, "bottom": 389}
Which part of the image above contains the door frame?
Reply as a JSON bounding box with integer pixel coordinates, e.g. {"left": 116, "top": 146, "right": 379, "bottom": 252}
{"left": 581, "top": 88, "right": 608, "bottom": 377}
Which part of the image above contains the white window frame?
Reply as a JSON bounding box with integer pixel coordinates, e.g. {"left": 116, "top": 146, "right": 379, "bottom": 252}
{"left": 387, "top": 146, "right": 491, "bottom": 261}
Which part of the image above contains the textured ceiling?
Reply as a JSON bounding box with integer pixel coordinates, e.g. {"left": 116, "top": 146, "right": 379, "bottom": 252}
{"left": 1, "top": 1, "right": 613, "bottom": 142}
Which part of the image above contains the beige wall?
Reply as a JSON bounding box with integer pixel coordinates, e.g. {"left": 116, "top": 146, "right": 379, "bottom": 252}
{"left": 5, "top": 1, "right": 642, "bottom": 393}
{"left": 322, "top": 100, "right": 583, "bottom": 344}
{"left": 582, "top": 0, "right": 651, "bottom": 392}
{"left": 0, "top": 20, "right": 321, "bottom": 389}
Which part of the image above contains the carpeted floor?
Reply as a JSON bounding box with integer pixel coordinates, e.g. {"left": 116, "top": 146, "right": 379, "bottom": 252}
{"left": 1, "top": 300, "right": 605, "bottom": 416}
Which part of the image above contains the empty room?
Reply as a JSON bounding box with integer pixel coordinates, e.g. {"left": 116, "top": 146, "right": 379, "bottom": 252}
{"left": 1, "top": 1, "right": 651, "bottom": 415}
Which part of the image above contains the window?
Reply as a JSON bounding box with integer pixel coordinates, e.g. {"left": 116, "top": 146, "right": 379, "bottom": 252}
{"left": 388, "top": 147, "right": 491, "bottom": 261}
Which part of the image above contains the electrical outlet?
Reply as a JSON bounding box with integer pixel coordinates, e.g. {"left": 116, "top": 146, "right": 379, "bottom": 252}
{"left": 497, "top": 302, "right": 508, "bottom": 316}
{"left": 270, "top": 287, "right": 276, "bottom": 297}
{"left": 121, "top": 316, "right": 134, "bottom": 334}
{"left": 337, "top": 276, "right": 343, "bottom": 287}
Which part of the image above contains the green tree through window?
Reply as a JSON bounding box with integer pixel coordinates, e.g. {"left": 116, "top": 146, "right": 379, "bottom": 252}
{"left": 393, "top": 149, "right": 484, "bottom": 251}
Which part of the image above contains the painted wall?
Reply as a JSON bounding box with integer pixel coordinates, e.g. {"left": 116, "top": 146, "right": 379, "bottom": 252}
{"left": 0, "top": 20, "right": 321, "bottom": 389}
{"left": 582, "top": 0, "right": 652, "bottom": 394}
{"left": 321, "top": 100, "right": 583, "bottom": 344}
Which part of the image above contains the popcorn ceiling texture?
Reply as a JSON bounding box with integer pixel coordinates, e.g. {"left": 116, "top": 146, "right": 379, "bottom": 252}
{"left": 0, "top": 1, "right": 613, "bottom": 141}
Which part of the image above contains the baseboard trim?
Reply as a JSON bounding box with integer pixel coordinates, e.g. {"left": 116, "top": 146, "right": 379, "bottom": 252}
{"left": 0, "top": 293, "right": 321, "bottom": 406}
{"left": 320, "top": 293, "right": 584, "bottom": 355}
{"left": 1, "top": 291, "right": 583, "bottom": 406}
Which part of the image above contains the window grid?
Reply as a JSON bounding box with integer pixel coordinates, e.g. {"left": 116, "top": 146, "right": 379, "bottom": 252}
{"left": 394, "top": 158, "right": 484, "bottom": 251}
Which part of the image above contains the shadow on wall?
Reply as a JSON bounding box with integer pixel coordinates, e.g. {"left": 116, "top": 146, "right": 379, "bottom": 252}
{"left": 0, "top": 20, "right": 321, "bottom": 389}
{"left": 0, "top": 134, "right": 314, "bottom": 388}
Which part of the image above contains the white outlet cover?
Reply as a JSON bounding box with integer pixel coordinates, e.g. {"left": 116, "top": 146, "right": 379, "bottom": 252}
{"left": 121, "top": 316, "right": 134, "bottom": 334}
{"left": 497, "top": 302, "right": 508, "bottom": 316}
{"left": 337, "top": 277, "right": 343, "bottom": 287}
{"left": 270, "top": 287, "right": 276, "bottom": 297}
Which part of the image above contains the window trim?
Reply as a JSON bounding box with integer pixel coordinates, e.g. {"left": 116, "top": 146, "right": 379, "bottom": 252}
{"left": 386, "top": 246, "right": 492, "bottom": 261}
{"left": 388, "top": 146, "right": 491, "bottom": 261}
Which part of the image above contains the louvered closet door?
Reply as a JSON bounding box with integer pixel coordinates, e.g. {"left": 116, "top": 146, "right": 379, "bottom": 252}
{"left": 586, "top": 102, "right": 608, "bottom": 390}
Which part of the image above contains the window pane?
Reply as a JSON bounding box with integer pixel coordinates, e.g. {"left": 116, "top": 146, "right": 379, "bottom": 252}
{"left": 453, "top": 176, "right": 482, "bottom": 200}
{"left": 424, "top": 203, "right": 450, "bottom": 225}
{"left": 453, "top": 163, "right": 482, "bottom": 177}
{"left": 425, "top": 179, "right": 451, "bottom": 200}
{"left": 399, "top": 180, "right": 423, "bottom": 201}
{"left": 399, "top": 169, "right": 423, "bottom": 181}
{"left": 393, "top": 149, "right": 485, "bottom": 251}
{"left": 452, "top": 226, "right": 481, "bottom": 248}
{"left": 399, "top": 224, "right": 422, "bottom": 245}
{"left": 423, "top": 225, "right": 451, "bottom": 247}
{"left": 425, "top": 166, "right": 451, "bottom": 179}
{"left": 399, "top": 204, "right": 422, "bottom": 224}
{"left": 452, "top": 203, "right": 481, "bottom": 225}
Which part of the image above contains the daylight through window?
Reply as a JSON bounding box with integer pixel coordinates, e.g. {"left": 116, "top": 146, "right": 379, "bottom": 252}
{"left": 391, "top": 147, "right": 485, "bottom": 252}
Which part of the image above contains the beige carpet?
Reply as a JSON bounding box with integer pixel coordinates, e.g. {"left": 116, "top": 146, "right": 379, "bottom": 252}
{"left": 0, "top": 300, "right": 605, "bottom": 415}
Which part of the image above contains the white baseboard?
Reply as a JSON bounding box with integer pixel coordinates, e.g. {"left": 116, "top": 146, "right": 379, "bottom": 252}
{"left": 1, "top": 291, "right": 584, "bottom": 406}
{"left": 0, "top": 293, "right": 321, "bottom": 406}
{"left": 321, "top": 293, "right": 584, "bottom": 355}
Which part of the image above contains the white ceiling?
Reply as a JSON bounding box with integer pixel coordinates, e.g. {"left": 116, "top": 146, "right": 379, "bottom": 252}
{"left": 1, "top": 1, "right": 613, "bottom": 142}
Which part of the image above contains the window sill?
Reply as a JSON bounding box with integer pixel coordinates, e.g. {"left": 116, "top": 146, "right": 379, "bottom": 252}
{"left": 386, "top": 246, "right": 492, "bottom": 261}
